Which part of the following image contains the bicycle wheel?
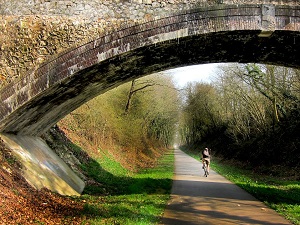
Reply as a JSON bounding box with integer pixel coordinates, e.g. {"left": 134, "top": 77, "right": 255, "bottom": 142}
{"left": 203, "top": 162, "right": 208, "bottom": 177}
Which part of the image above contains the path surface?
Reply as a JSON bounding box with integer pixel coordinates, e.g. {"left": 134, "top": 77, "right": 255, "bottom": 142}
{"left": 160, "top": 149, "right": 291, "bottom": 225}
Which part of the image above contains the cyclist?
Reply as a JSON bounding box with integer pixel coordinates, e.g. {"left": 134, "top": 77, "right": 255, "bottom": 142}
{"left": 201, "top": 148, "right": 211, "bottom": 175}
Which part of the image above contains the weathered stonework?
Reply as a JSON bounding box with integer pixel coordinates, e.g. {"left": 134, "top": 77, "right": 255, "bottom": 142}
{"left": 0, "top": 0, "right": 299, "bottom": 88}
{"left": 0, "top": 0, "right": 300, "bottom": 135}
{"left": 0, "top": 0, "right": 299, "bottom": 17}
{"left": 0, "top": 4, "right": 299, "bottom": 136}
{"left": 0, "top": 15, "right": 115, "bottom": 87}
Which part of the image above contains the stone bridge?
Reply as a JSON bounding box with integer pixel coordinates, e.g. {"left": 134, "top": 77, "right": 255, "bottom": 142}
{"left": 0, "top": 0, "right": 299, "bottom": 195}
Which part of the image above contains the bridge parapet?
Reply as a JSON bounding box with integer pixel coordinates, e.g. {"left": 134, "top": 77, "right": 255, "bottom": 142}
{"left": 0, "top": 4, "right": 299, "bottom": 135}
{"left": 0, "top": 1, "right": 299, "bottom": 88}
{"left": 0, "top": 0, "right": 299, "bottom": 16}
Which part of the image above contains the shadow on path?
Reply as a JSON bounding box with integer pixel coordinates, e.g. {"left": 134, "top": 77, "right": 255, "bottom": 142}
{"left": 160, "top": 149, "right": 292, "bottom": 225}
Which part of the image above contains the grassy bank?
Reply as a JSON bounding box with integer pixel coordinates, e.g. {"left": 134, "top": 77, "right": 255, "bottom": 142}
{"left": 79, "top": 148, "right": 174, "bottom": 224}
{"left": 212, "top": 160, "right": 300, "bottom": 225}
{"left": 181, "top": 148, "right": 300, "bottom": 225}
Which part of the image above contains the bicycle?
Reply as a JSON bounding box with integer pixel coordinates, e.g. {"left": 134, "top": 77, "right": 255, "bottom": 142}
{"left": 202, "top": 159, "right": 209, "bottom": 177}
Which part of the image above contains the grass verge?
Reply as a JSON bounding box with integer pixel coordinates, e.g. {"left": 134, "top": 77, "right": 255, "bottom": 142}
{"left": 181, "top": 148, "right": 300, "bottom": 225}
{"left": 79, "top": 149, "right": 174, "bottom": 224}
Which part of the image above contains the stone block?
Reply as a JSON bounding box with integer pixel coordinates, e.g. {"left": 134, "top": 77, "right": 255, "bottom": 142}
{"left": 143, "top": 0, "right": 152, "bottom": 4}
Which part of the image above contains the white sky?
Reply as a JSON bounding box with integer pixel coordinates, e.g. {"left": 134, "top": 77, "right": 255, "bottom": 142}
{"left": 165, "top": 63, "right": 221, "bottom": 88}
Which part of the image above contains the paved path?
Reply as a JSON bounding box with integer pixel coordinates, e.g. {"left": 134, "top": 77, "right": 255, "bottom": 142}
{"left": 160, "top": 149, "right": 291, "bottom": 225}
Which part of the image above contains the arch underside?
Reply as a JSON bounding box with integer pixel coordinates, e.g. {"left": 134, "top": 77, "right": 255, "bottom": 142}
{"left": 1, "top": 29, "right": 300, "bottom": 135}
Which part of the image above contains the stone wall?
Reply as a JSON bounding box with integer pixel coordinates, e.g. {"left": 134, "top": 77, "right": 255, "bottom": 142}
{"left": 1, "top": 4, "right": 299, "bottom": 135}
{"left": 0, "top": 15, "right": 108, "bottom": 87}
{"left": 1, "top": 0, "right": 200, "bottom": 88}
{"left": 0, "top": 0, "right": 299, "bottom": 16}
{"left": 0, "top": 0, "right": 298, "bottom": 16}
{"left": 0, "top": 0, "right": 299, "bottom": 88}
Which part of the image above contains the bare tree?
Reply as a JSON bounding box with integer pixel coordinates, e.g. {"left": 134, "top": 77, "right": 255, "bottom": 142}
{"left": 125, "top": 79, "right": 156, "bottom": 114}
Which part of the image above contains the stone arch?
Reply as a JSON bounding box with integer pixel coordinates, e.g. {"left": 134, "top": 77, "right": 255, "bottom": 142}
{"left": 0, "top": 4, "right": 299, "bottom": 136}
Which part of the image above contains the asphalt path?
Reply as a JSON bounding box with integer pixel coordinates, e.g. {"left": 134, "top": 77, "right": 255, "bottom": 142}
{"left": 160, "top": 149, "right": 291, "bottom": 225}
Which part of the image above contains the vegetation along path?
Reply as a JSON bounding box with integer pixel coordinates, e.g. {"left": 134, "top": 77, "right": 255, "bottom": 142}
{"left": 160, "top": 149, "right": 291, "bottom": 225}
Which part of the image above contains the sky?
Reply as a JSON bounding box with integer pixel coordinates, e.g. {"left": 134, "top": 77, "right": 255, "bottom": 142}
{"left": 165, "top": 63, "right": 221, "bottom": 88}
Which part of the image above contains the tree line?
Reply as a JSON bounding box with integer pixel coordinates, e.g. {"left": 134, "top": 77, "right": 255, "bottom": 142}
{"left": 58, "top": 63, "right": 300, "bottom": 170}
{"left": 179, "top": 64, "right": 300, "bottom": 168}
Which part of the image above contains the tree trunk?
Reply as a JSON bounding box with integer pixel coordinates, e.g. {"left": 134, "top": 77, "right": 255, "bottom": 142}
{"left": 125, "top": 79, "right": 136, "bottom": 114}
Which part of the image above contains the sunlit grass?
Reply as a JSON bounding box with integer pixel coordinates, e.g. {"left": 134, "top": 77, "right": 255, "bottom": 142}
{"left": 79, "top": 149, "right": 174, "bottom": 224}
{"left": 81, "top": 194, "right": 169, "bottom": 225}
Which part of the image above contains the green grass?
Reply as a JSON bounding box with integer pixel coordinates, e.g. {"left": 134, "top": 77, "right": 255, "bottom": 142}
{"left": 181, "top": 148, "right": 300, "bottom": 225}
{"left": 79, "top": 149, "right": 174, "bottom": 224}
